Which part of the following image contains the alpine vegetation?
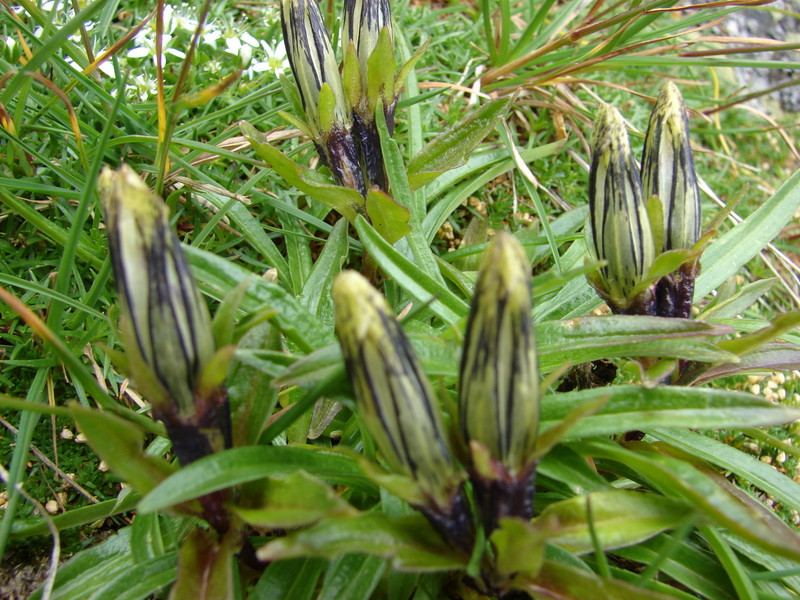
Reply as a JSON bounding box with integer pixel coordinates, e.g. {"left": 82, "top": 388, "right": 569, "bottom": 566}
{"left": 459, "top": 232, "right": 540, "bottom": 531}
{"left": 99, "top": 165, "right": 231, "bottom": 466}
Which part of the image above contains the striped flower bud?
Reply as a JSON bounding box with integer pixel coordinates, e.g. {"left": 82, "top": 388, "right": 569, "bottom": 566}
{"left": 459, "top": 233, "right": 539, "bottom": 530}
{"left": 459, "top": 232, "right": 538, "bottom": 475}
{"left": 100, "top": 165, "right": 215, "bottom": 417}
{"left": 100, "top": 165, "right": 232, "bottom": 469}
{"left": 281, "top": 0, "right": 348, "bottom": 137}
{"left": 341, "top": 0, "right": 395, "bottom": 190}
{"left": 333, "top": 271, "right": 462, "bottom": 511}
{"left": 343, "top": 0, "right": 392, "bottom": 76}
{"left": 281, "top": 0, "right": 365, "bottom": 194}
{"left": 589, "top": 104, "right": 655, "bottom": 305}
{"left": 641, "top": 81, "right": 701, "bottom": 252}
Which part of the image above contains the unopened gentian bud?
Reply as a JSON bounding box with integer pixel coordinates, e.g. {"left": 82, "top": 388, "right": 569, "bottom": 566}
{"left": 342, "top": 0, "right": 394, "bottom": 190}
{"left": 100, "top": 165, "right": 230, "bottom": 467}
{"left": 281, "top": 0, "right": 365, "bottom": 194}
{"left": 343, "top": 0, "right": 392, "bottom": 74}
{"left": 642, "top": 82, "right": 702, "bottom": 319}
{"left": 589, "top": 104, "right": 656, "bottom": 313}
{"left": 333, "top": 271, "right": 471, "bottom": 549}
{"left": 641, "top": 81, "right": 701, "bottom": 253}
{"left": 459, "top": 232, "right": 539, "bottom": 530}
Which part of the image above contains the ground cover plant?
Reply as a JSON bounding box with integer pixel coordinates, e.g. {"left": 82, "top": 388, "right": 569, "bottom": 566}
{"left": 1, "top": 0, "right": 800, "bottom": 598}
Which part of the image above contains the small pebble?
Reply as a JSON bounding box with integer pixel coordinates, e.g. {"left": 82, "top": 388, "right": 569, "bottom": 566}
{"left": 778, "top": 389, "right": 787, "bottom": 401}
{"left": 75, "top": 433, "right": 88, "bottom": 443}
{"left": 45, "top": 500, "right": 59, "bottom": 514}
{"left": 60, "top": 428, "right": 74, "bottom": 440}
{"left": 750, "top": 385, "right": 761, "bottom": 395}
{"left": 776, "top": 451, "right": 787, "bottom": 464}
{"left": 98, "top": 461, "right": 109, "bottom": 472}
{"left": 747, "top": 375, "right": 762, "bottom": 384}
{"left": 761, "top": 456, "right": 773, "bottom": 465}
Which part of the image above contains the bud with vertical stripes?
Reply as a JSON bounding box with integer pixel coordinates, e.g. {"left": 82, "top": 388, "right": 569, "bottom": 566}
{"left": 641, "top": 82, "right": 702, "bottom": 318}
{"left": 333, "top": 271, "right": 471, "bottom": 549}
{"left": 459, "top": 232, "right": 539, "bottom": 530}
{"left": 281, "top": 0, "right": 365, "bottom": 194}
{"left": 641, "top": 81, "right": 701, "bottom": 253}
{"left": 342, "top": 0, "right": 394, "bottom": 190}
{"left": 589, "top": 104, "right": 656, "bottom": 313}
{"left": 100, "top": 165, "right": 230, "bottom": 465}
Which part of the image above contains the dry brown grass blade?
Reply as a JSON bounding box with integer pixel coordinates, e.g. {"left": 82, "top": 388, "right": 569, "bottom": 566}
{"left": 83, "top": 9, "right": 156, "bottom": 79}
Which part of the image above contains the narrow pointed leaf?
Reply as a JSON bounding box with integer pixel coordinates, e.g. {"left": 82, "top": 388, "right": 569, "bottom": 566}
{"left": 535, "top": 490, "right": 691, "bottom": 555}
{"left": 138, "top": 446, "right": 375, "bottom": 513}
{"left": 243, "top": 122, "right": 365, "bottom": 222}
{"left": 256, "top": 513, "right": 466, "bottom": 571}
{"left": 407, "top": 97, "right": 513, "bottom": 190}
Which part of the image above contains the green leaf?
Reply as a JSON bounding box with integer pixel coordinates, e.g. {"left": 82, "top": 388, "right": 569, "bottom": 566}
{"left": 355, "top": 215, "right": 469, "bottom": 323}
{"left": 192, "top": 191, "right": 291, "bottom": 287}
{"left": 686, "top": 342, "right": 800, "bottom": 385}
{"left": 576, "top": 439, "right": 800, "bottom": 562}
{"left": 11, "top": 490, "right": 141, "bottom": 539}
{"left": 130, "top": 512, "right": 166, "bottom": 563}
{"left": 249, "top": 558, "right": 326, "bottom": 600}
{"left": 491, "top": 517, "right": 549, "bottom": 578}
{"left": 138, "top": 446, "right": 375, "bottom": 513}
{"left": 649, "top": 428, "right": 800, "bottom": 513}
{"left": 256, "top": 513, "right": 466, "bottom": 572}
{"left": 542, "top": 386, "right": 800, "bottom": 439}
{"left": 299, "top": 218, "right": 349, "bottom": 320}
{"left": 318, "top": 554, "right": 387, "bottom": 600}
{"left": 228, "top": 323, "right": 282, "bottom": 447}
{"left": 233, "top": 471, "right": 357, "bottom": 529}
{"left": 169, "top": 529, "right": 235, "bottom": 600}
{"left": 406, "top": 97, "right": 513, "bottom": 190}
{"left": 69, "top": 405, "right": 174, "bottom": 495}
{"left": 695, "top": 167, "right": 800, "bottom": 300}
{"left": 211, "top": 278, "right": 251, "bottom": 348}
{"left": 242, "top": 122, "right": 365, "bottom": 222}
{"left": 92, "top": 554, "right": 178, "bottom": 600}
{"left": 273, "top": 344, "right": 344, "bottom": 388}
{"left": 31, "top": 528, "right": 137, "bottom": 600}
{"left": 185, "top": 245, "right": 333, "bottom": 352}
{"left": 515, "top": 559, "right": 678, "bottom": 600}
{"left": 698, "top": 278, "right": 777, "bottom": 321}
{"left": 718, "top": 312, "right": 800, "bottom": 355}
{"left": 535, "top": 491, "right": 691, "bottom": 555}
{"left": 365, "top": 189, "right": 412, "bottom": 244}
{"left": 537, "top": 316, "right": 737, "bottom": 372}
{"left": 613, "top": 534, "right": 736, "bottom": 600}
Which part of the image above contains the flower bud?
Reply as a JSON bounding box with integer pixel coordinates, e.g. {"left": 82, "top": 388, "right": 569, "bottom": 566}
{"left": 332, "top": 271, "right": 462, "bottom": 511}
{"left": 281, "top": 0, "right": 365, "bottom": 194}
{"left": 589, "top": 104, "right": 655, "bottom": 303}
{"left": 343, "top": 0, "right": 392, "bottom": 76}
{"left": 341, "top": 0, "right": 395, "bottom": 190}
{"left": 99, "top": 165, "right": 215, "bottom": 418}
{"left": 281, "top": 0, "right": 348, "bottom": 136}
{"left": 459, "top": 232, "right": 538, "bottom": 475}
{"left": 458, "top": 233, "right": 539, "bottom": 530}
{"left": 641, "top": 81, "right": 701, "bottom": 252}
